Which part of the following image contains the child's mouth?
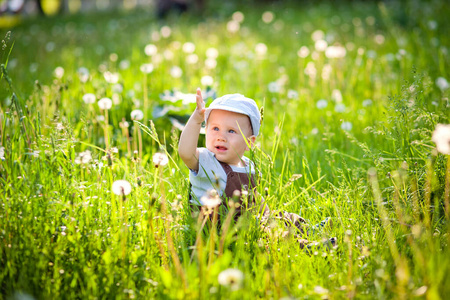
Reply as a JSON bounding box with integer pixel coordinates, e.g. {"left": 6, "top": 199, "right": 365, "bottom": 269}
{"left": 216, "top": 146, "right": 227, "bottom": 152}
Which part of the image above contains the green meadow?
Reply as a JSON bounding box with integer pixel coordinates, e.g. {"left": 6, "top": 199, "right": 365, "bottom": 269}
{"left": 1, "top": 0, "right": 449, "bottom": 298}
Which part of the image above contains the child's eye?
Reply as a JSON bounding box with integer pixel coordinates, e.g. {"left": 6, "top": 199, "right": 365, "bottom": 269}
{"left": 228, "top": 129, "right": 236, "bottom": 134}
{"left": 213, "top": 127, "right": 219, "bottom": 131}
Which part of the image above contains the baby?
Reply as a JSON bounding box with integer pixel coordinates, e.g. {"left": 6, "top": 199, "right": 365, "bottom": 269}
{"left": 178, "top": 88, "right": 334, "bottom": 247}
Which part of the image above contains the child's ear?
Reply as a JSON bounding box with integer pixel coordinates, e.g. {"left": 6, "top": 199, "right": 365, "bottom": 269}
{"left": 247, "top": 135, "right": 257, "bottom": 150}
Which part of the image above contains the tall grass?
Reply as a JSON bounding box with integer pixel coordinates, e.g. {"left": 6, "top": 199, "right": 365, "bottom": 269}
{"left": 1, "top": 0, "right": 449, "bottom": 298}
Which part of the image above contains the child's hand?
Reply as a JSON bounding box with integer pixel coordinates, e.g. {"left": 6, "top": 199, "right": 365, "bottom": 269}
{"left": 193, "top": 88, "right": 206, "bottom": 123}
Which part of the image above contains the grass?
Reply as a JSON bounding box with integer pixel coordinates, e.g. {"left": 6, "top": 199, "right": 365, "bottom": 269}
{"left": 1, "top": 0, "right": 449, "bottom": 298}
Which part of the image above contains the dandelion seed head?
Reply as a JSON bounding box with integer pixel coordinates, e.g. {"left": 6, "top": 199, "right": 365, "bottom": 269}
{"left": 316, "top": 99, "right": 328, "bottom": 109}
{"left": 75, "top": 150, "right": 92, "bottom": 164}
{"left": 77, "top": 67, "right": 90, "bottom": 83}
{"left": 335, "top": 103, "right": 346, "bottom": 113}
{"left": 315, "top": 39, "right": 328, "bottom": 52}
{"left": 268, "top": 82, "right": 281, "bottom": 93}
{"left": 131, "top": 109, "right": 144, "bottom": 120}
{"left": 232, "top": 11, "right": 245, "bottom": 23}
{"left": 170, "top": 66, "right": 183, "bottom": 78}
{"left": 54, "top": 66, "right": 64, "bottom": 79}
{"left": 182, "top": 42, "right": 196, "bottom": 54}
{"left": 297, "top": 46, "right": 310, "bottom": 58}
{"left": 436, "top": 77, "right": 449, "bottom": 91}
{"left": 109, "top": 53, "right": 118, "bottom": 62}
{"left": 163, "top": 49, "right": 174, "bottom": 60}
{"left": 98, "top": 98, "right": 112, "bottom": 110}
{"left": 152, "top": 152, "right": 169, "bottom": 167}
{"left": 218, "top": 268, "right": 244, "bottom": 291}
{"left": 287, "top": 89, "right": 299, "bottom": 99}
{"left": 186, "top": 54, "right": 199, "bottom": 64}
{"left": 0, "top": 146, "right": 5, "bottom": 160}
{"left": 119, "top": 59, "right": 130, "bottom": 70}
{"left": 144, "top": 44, "right": 158, "bottom": 56}
{"left": 331, "top": 89, "right": 343, "bottom": 103}
{"left": 205, "top": 58, "right": 217, "bottom": 69}
{"left": 262, "top": 11, "right": 274, "bottom": 24}
{"left": 325, "top": 45, "right": 346, "bottom": 58}
{"left": 140, "top": 63, "right": 154, "bottom": 74}
{"left": 83, "top": 93, "right": 96, "bottom": 104}
{"left": 160, "top": 26, "right": 172, "bottom": 38}
{"left": 200, "top": 189, "right": 221, "bottom": 209}
{"left": 112, "top": 83, "right": 123, "bottom": 93}
{"left": 201, "top": 75, "right": 214, "bottom": 86}
{"left": 103, "top": 71, "right": 119, "bottom": 83}
{"left": 362, "top": 99, "right": 373, "bottom": 107}
{"left": 311, "top": 30, "right": 324, "bottom": 41}
{"left": 304, "top": 62, "right": 317, "bottom": 78}
{"left": 432, "top": 124, "right": 450, "bottom": 155}
{"left": 112, "top": 180, "right": 132, "bottom": 196}
{"left": 255, "top": 43, "right": 268, "bottom": 56}
{"left": 227, "top": 20, "right": 240, "bottom": 33}
{"left": 112, "top": 93, "right": 120, "bottom": 105}
{"left": 341, "top": 121, "right": 353, "bottom": 131}
{"left": 428, "top": 20, "right": 438, "bottom": 30}
{"left": 206, "top": 47, "right": 219, "bottom": 59}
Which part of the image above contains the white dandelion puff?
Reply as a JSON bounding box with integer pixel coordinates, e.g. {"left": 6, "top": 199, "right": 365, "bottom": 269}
{"left": 140, "top": 63, "right": 154, "bottom": 74}
{"left": 262, "top": 11, "right": 274, "bottom": 24}
{"left": 83, "top": 93, "right": 96, "bottom": 104}
{"left": 255, "top": 43, "right": 268, "bottom": 56}
{"left": 297, "top": 46, "right": 310, "bottom": 58}
{"left": 362, "top": 99, "right": 373, "bottom": 107}
{"left": 341, "top": 121, "right": 353, "bottom": 131}
{"left": 335, "top": 103, "right": 346, "bottom": 113}
{"left": 287, "top": 89, "right": 299, "bottom": 99}
{"left": 206, "top": 47, "right": 219, "bottom": 59}
{"left": 186, "top": 54, "right": 199, "bottom": 64}
{"left": 436, "top": 77, "right": 449, "bottom": 91}
{"left": 205, "top": 58, "right": 217, "bottom": 69}
{"left": 103, "top": 71, "right": 119, "bottom": 84}
{"left": 170, "top": 66, "right": 183, "bottom": 78}
{"left": 432, "top": 124, "right": 450, "bottom": 155}
{"left": 325, "top": 45, "right": 346, "bottom": 58}
{"left": 200, "top": 189, "right": 222, "bottom": 209}
{"left": 311, "top": 30, "right": 324, "bottom": 41}
{"left": 201, "top": 75, "right": 214, "bottom": 86}
{"left": 232, "top": 11, "right": 245, "bottom": 23}
{"left": 144, "top": 44, "right": 158, "bottom": 56}
{"left": 218, "top": 268, "right": 244, "bottom": 291}
{"left": 75, "top": 150, "right": 92, "bottom": 164}
{"left": 331, "top": 89, "right": 343, "bottom": 103}
{"left": 54, "top": 66, "right": 64, "bottom": 79}
{"left": 182, "top": 42, "right": 196, "bottom": 54}
{"left": 98, "top": 98, "right": 112, "bottom": 110}
{"left": 160, "top": 26, "right": 172, "bottom": 38}
{"left": 316, "top": 99, "right": 328, "bottom": 109}
{"left": 112, "top": 180, "right": 132, "bottom": 196}
{"left": 153, "top": 152, "right": 169, "bottom": 167}
{"left": 227, "top": 20, "right": 240, "bottom": 33}
{"left": 130, "top": 109, "right": 144, "bottom": 121}
{"left": 77, "top": 67, "right": 90, "bottom": 83}
{"left": 315, "top": 39, "right": 328, "bottom": 52}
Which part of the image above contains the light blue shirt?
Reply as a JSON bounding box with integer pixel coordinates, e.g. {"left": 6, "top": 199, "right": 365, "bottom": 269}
{"left": 189, "top": 148, "right": 255, "bottom": 205}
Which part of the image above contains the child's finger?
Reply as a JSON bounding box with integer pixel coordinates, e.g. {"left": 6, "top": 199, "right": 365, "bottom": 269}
{"left": 196, "top": 88, "right": 205, "bottom": 110}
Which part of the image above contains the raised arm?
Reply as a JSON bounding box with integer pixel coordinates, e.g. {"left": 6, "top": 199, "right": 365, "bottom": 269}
{"left": 178, "top": 88, "right": 205, "bottom": 171}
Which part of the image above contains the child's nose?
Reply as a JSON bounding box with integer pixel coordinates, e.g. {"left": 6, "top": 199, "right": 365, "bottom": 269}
{"left": 216, "top": 134, "right": 226, "bottom": 142}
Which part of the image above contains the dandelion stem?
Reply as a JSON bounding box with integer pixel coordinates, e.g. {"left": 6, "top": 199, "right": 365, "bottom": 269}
{"left": 445, "top": 155, "right": 450, "bottom": 220}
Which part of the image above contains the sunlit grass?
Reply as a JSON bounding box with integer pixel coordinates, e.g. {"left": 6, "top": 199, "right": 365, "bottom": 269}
{"left": 0, "top": 0, "right": 449, "bottom": 298}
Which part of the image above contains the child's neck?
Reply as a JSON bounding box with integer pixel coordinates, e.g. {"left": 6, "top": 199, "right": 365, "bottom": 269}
{"left": 221, "top": 158, "right": 246, "bottom": 168}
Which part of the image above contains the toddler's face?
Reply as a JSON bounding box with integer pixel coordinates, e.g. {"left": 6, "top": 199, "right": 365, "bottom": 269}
{"left": 205, "top": 110, "right": 255, "bottom": 167}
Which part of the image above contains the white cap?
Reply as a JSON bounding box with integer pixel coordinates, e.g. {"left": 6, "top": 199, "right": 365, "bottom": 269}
{"left": 205, "top": 94, "right": 261, "bottom": 136}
